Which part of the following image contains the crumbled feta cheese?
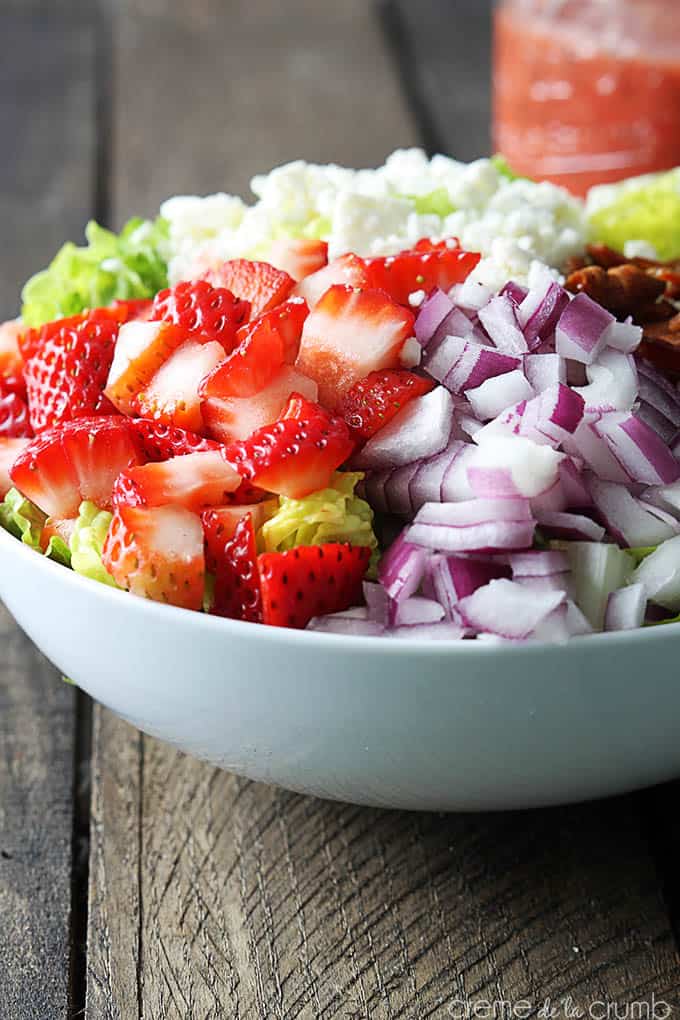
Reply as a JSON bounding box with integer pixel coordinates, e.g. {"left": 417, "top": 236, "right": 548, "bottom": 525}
{"left": 408, "top": 289, "right": 426, "bottom": 308}
{"left": 399, "top": 337, "right": 422, "bottom": 368}
{"left": 161, "top": 149, "right": 588, "bottom": 286}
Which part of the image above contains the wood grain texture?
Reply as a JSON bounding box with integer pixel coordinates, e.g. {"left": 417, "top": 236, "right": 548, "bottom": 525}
{"left": 384, "top": 0, "right": 493, "bottom": 161}
{"left": 0, "top": 6, "right": 97, "bottom": 317}
{"left": 0, "top": 5, "right": 97, "bottom": 1018}
{"left": 109, "top": 0, "right": 420, "bottom": 220}
{"left": 86, "top": 2, "right": 680, "bottom": 1017}
{"left": 89, "top": 720, "right": 680, "bottom": 1020}
{"left": 0, "top": 606, "right": 76, "bottom": 1019}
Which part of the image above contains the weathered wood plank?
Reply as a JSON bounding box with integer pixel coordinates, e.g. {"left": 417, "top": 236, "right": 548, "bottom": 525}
{"left": 0, "top": 6, "right": 97, "bottom": 1019}
{"left": 384, "top": 0, "right": 493, "bottom": 161}
{"left": 0, "top": 6, "right": 97, "bottom": 317}
{"left": 87, "top": 1, "right": 680, "bottom": 1017}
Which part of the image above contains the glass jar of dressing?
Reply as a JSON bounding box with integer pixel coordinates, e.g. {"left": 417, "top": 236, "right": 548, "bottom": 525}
{"left": 493, "top": 0, "right": 680, "bottom": 195}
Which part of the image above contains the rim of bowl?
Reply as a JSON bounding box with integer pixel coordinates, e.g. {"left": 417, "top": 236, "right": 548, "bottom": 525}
{"left": 1, "top": 522, "right": 679, "bottom": 656}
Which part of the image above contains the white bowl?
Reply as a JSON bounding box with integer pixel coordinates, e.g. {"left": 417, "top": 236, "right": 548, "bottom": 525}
{"left": 2, "top": 523, "right": 680, "bottom": 811}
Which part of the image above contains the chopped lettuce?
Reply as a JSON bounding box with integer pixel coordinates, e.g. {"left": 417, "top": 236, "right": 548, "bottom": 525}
{"left": 69, "top": 502, "right": 118, "bottom": 587}
{"left": 626, "top": 546, "right": 657, "bottom": 568}
{"left": 402, "top": 188, "right": 456, "bottom": 218}
{"left": 0, "top": 488, "right": 46, "bottom": 549}
{"left": 259, "top": 472, "right": 379, "bottom": 572}
{"left": 490, "top": 154, "right": 526, "bottom": 182}
{"left": 586, "top": 168, "right": 680, "bottom": 261}
{"left": 21, "top": 216, "right": 170, "bottom": 328}
{"left": 44, "top": 535, "right": 72, "bottom": 567}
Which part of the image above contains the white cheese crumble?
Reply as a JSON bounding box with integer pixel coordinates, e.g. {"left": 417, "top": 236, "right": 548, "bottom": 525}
{"left": 161, "top": 149, "right": 588, "bottom": 287}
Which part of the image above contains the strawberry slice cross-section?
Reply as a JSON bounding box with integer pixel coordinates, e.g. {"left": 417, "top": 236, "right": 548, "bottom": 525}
{"left": 224, "top": 393, "right": 354, "bottom": 499}
{"left": 295, "top": 285, "right": 415, "bottom": 411}
{"left": 10, "top": 416, "right": 144, "bottom": 518}
{"left": 202, "top": 509, "right": 263, "bottom": 622}
{"left": 201, "top": 259, "right": 295, "bottom": 318}
{"left": 258, "top": 542, "right": 371, "bottom": 628}
{"left": 103, "top": 504, "right": 205, "bottom": 611}
{"left": 112, "top": 449, "right": 242, "bottom": 512}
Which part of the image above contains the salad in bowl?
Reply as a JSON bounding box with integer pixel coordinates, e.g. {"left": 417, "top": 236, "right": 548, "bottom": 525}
{"left": 2, "top": 150, "right": 680, "bottom": 646}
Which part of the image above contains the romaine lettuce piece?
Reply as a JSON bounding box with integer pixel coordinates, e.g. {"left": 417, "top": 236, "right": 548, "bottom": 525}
{"left": 44, "top": 535, "right": 72, "bottom": 567}
{"left": 21, "top": 216, "right": 170, "bottom": 328}
{"left": 0, "top": 488, "right": 46, "bottom": 549}
{"left": 402, "top": 188, "right": 456, "bottom": 217}
{"left": 69, "top": 502, "right": 118, "bottom": 587}
{"left": 586, "top": 168, "right": 680, "bottom": 261}
{"left": 259, "top": 472, "right": 379, "bottom": 572}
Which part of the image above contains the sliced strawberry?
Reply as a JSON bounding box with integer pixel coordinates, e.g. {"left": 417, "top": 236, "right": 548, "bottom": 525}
{"left": 24, "top": 311, "right": 122, "bottom": 432}
{"left": 202, "top": 510, "right": 262, "bottom": 621}
{"left": 201, "top": 500, "right": 276, "bottom": 564}
{"left": 1, "top": 374, "right": 27, "bottom": 400}
{"left": 200, "top": 297, "right": 309, "bottom": 402}
{"left": 102, "top": 504, "right": 205, "bottom": 610}
{"left": 136, "top": 338, "right": 225, "bottom": 433}
{"left": 293, "top": 253, "right": 370, "bottom": 307}
{"left": 10, "top": 416, "right": 143, "bottom": 518}
{"left": 40, "top": 516, "right": 77, "bottom": 552}
{"left": 341, "top": 369, "right": 434, "bottom": 442}
{"left": 0, "top": 379, "right": 32, "bottom": 438}
{"left": 110, "top": 298, "right": 154, "bottom": 322}
{"left": 0, "top": 438, "right": 30, "bottom": 498}
{"left": 151, "top": 279, "right": 250, "bottom": 352}
{"left": 104, "top": 320, "right": 189, "bottom": 415}
{"left": 295, "top": 284, "right": 415, "bottom": 410}
{"left": 224, "top": 393, "right": 353, "bottom": 498}
{"left": 202, "top": 365, "right": 318, "bottom": 444}
{"left": 258, "top": 543, "right": 371, "bottom": 629}
{"left": 19, "top": 303, "right": 141, "bottom": 365}
{"left": 201, "top": 259, "right": 294, "bottom": 317}
{"left": 0, "top": 320, "right": 25, "bottom": 377}
{"left": 130, "top": 419, "right": 221, "bottom": 461}
{"left": 266, "top": 239, "right": 329, "bottom": 282}
{"left": 364, "top": 239, "right": 481, "bottom": 307}
{"left": 112, "top": 450, "right": 241, "bottom": 512}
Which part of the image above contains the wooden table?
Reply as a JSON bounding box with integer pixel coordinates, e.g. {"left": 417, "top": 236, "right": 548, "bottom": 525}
{"left": 1, "top": 2, "right": 679, "bottom": 1017}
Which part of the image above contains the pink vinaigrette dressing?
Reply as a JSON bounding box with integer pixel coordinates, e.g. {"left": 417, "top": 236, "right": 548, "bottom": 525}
{"left": 493, "top": 0, "right": 680, "bottom": 195}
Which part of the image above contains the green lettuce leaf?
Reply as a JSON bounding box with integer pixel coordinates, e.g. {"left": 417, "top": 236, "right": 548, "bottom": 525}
{"left": 491, "top": 154, "right": 527, "bottom": 182}
{"left": 402, "top": 188, "right": 456, "bottom": 218}
{"left": 44, "top": 535, "right": 72, "bottom": 567}
{"left": 21, "top": 216, "right": 170, "bottom": 328}
{"left": 0, "top": 488, "right": 46, "bottom": 549}
{"left": 259, "top": 471, "right": 379, "bottom": 573}
{"left": 587, "top": 168, "right": 680, "bottom": 261}
{"left": 69, "top": 502, "right": 118, "bottom": 587}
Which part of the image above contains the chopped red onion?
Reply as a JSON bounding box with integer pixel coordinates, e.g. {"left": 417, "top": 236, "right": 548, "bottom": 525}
{"left": 466, "top": 369, "right": 534, "bottom": 421}
{"left": 467, "top": 435, "right": 563, "bottom": 499}
{"left": 378, "top": 533, "right": 428, "bottom": 603}
{"left": 534, "top": 510, "right": 605, "bottom": 541}
{"left": 409, "top": 440, "right": 467, "bottom": 510}
{"left": 440, "top": 444, "right": 477, "bottom": 501}
{"left": 530, "top": 600, "right": 592, "bottom": 641}
{"left": 524, "top": 352, "right": 566, "bottom": 393}
{"left": 407, "top": 498, "right": 535, "bottom": 553}
{"left": 604, "top": 583, "right": 647, "bottom": 631}
{"left": 637, "top": 367, "right": 680, "bottom": 428}
{"left": 508, "top": 550, "right": 569, "bottom": 576}
{"left": 643, "top": 479, "right": 680, "bottom": 516}
{"left": 414, "top": 288, "right": 454, "bottom": 346}
{"left": 384, "top": 462, "right": 419, "bottom": 516}
{"left": 573, "top": 349, "right": 638, "bottom": 415}
{"left": 354, "top": 386, "right": 454, "bottom": 470}
{"left": 519, "top": 278, "right": 569, "bottom": 349}
{"left": 593, "top": 412, "right": 680, "bottom": 485}
{"left": 477, "top": 294, "right": 528, "bottom": 355}
{"left": 555, "top": 293, "right": 614, "bottom": 364}
{"left": 559, "top": 458, "right": 592, "bottom": 507}
{"left": 563, "top": 420, "right": 632, "bottom": 484}
{"left": 500, "top": 281, "right": 528, "bottom": 304}
{"left": 392, "top": 596, "right": 445, "bottom": 627}
{"left": 458, "top": 578, "right": 565, "bottom": 639}
{"left": 632, "top": 534, "right": 680, "bottom": 611}
{"left": 363, "top": 469, "right": 392, "bottom": 513}
{"left": 362, "top": 581, "right": 390, "bottom": 624}
{"left": 427, "top": 553, "right": 510, "bottom": 615}
{"left": 636, "top": 402, "right": 678, "bottom": 445}
{"left": 588, "top": 475, "right": 679, "bottom": 547}
{"left": 422, "top": 333, "right": 468, "bottom": 384}
{"left": 520, "top": 383, "right": 585, "bottom": 446}
{"left": 603, "top": 317, "right": 642, "bottom": 354}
